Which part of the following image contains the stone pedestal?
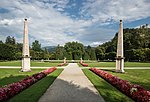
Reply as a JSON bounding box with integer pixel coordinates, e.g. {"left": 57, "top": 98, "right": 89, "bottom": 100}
{"left": 116, "top": 20, "right": 125, "bottom": 73}
{"left": 21, "top": 18, "right": 31, "bottom": 72}
{"left": 116, "top": 56, "right": 124, "bottom": 72}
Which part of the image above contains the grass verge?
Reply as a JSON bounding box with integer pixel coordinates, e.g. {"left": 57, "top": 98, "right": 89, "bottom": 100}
{"left": 79, "top": 62, "right": 150, "bottom": 67}
{"left": 82, "top": 69, "right": 133, "bottom": 102}
{"left": 0, "top": 68, "right": 44, "bottom": 87}
{"left": 0, "top": 61, "right": 64, "bottom": 67}
{"left": 8, "top": 69, "right": 63, "bottom": 102}
{"left": 103, "top": 69, "right": 150, "bottom": 90}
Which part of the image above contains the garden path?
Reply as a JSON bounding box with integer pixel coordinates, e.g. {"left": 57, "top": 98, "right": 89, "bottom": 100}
{"left": 38, "top": 63, "right": 105, "bottom": 102}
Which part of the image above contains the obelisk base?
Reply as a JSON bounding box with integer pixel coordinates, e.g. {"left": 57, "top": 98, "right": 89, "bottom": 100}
{"left": 21, "top": 56, "right": 31, "bottom": 72}
{"left": 115, "top": 56, "right": 125, "bottom": 73}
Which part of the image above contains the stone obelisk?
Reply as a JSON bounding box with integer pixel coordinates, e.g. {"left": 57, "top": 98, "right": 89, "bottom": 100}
{"left": 21, "top": 18, "right": 31, "bottom": 72}
{"left": 116, "top": 20, "right": 125, "bottom": 73}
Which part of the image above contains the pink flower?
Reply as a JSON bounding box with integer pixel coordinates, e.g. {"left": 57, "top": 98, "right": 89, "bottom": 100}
{"left": 80, "top": 62, "right": 88, "bottom": 67}
{"left": 89, "top": 68, "right": 150, "bottom": 102}
{"left": 0, "top": 67, "right": 57, "bottom": 102}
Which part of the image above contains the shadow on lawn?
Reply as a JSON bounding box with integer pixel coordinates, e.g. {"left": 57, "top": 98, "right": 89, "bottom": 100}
{"left": 102, "top": 69, "right": 116, "bottom": 73}
{"left": 7, "top": 75, "right": 58, "bottom": 102}
{"left": 0, "top": 75, "right": 27, "bottom": 87}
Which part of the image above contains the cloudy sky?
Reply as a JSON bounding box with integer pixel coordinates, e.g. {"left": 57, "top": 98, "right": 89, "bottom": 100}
{"left": 0, "top": 0, "right": 150, "bottom": 47}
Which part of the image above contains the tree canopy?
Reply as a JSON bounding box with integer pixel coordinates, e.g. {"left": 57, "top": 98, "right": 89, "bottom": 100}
{"left": 0, "top": 27, "right": 149, "bottom": 61}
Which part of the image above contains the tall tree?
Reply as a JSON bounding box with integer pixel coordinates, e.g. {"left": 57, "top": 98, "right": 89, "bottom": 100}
{"left": 55, "top": 44, "right": 64, "bottom": 60}
{"left": 64, "top": 41, "right": 84, "bottom": 60}
{"left": 86, "top": 45, "right": 96, "bottom": 60}
{"left": 5, "top": 36, "right": 16, "bottom": 45}
{"left": 32, "top": 40, "right": 41, "bottom": 51}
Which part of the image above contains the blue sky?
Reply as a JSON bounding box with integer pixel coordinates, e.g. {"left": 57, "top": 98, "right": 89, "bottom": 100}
{"left": 0, "top": 0, "right": 150, "bottom": 47}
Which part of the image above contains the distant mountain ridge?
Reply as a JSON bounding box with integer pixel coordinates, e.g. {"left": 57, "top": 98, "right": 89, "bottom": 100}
{"left": 42, "top": 46, "right": 56, "bottom": 52}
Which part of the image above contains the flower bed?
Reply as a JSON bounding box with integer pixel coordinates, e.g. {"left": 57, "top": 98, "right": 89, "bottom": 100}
{"left": 80, "top": 61, "right": 88, "bottom": 67}
{"left": 89, "top": 68, "right": 150, "bottom": 102}
{"left": 58, "top": 62, "right": 67, "bottom": 66}
{"left": 0, "top": 67, "right": 56, "bottom": 102}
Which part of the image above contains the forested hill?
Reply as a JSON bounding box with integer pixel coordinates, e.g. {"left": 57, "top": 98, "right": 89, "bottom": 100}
{"left": 96, "top": 27, "right": 150, "bottom": 61}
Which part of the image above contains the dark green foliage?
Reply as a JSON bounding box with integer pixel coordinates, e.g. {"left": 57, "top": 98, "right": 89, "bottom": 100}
{"left": 0, "top": 43, "right": 20, "bottom": 60}
{"left": 96, "top": 28, "right": 150, "bottom": 61}
{"left": 0, "top": 36, "right": 54, "bottom": 60}
{"left": 0, "top": 40, "right": 3, "bottom": 44}
{"left": 83, "top": 52, "right": 90, "bottom": 60}
{"left": 5, "top": 36, "right": 16, "bottom": 45}
{"left": 55, "top": 44, "right": 64, "bottom": 60}
{"left": 85, "top": 45, "right": 96, "bottom": 60}
{"left": 32, "top": 40, "right": 42, "bottom": 52}
{"left": 64, "top": 41, "right": 85, "bottom": 60}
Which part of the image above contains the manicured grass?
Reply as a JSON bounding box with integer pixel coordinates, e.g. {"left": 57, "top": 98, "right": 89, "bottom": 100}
{"left": 103, "top": 69, "right": 150, "bottom": 90}
{"left": 83, "top": 69, "right": 133, "bottom": 102}
{"left": 0, "top": 68, "right": 44, "bottom": 87}
{"left": 79, "top": 62, "right": 150, "bottom": 67}
{"left": 0, "top": 61, "right": 21, "bottom": 66}
{"left": 0, "top": 61, "right": 64, "bottom": 67}
{"left": 8, "top": 69, "right": 63, "bottom": 102}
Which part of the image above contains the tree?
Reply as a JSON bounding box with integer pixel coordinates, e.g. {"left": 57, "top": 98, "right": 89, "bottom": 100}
{"left": 55, "top": 44, "right": 64, "bottom": 60}
{"left": 5, "top": 36, "right": 16, "bottom": 45}
{"left": 0, "top": 40, "right": 3, "bottom": 44}
{"left": 64, "top": 41, "right": 84, "bottom": 60}
{"left": 85, "top": 45, "right": 96, "bottom": 60}
{"left": 0, "top": 43, "right": 18, "bottom": 60}
{"left": 97, "top": 27, "right": 150, "bottom": 62}
{"left": 32, "top": 40, "right": 41, "bottom": 51}
{"left": 42, "top": 48, "right": 50, "bottom": 60}
{"left": 83, "top": 52, "right": 90, "bottom": 60}
{"left": 95, "top": 47, "right": 105, "bottom": 60}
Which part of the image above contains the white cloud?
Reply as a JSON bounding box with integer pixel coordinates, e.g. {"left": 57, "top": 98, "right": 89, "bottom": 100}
{"left": 0, "top": 19, "right": 22, "bottom": 26}
{"left": 0, "top": 0, "right": 149, "bottom": 47}
{"left": 90, "top": 41, "right": 103, "bottom": 47}
{"left": 81, "top": 0, "right": 150, "bottom": 22}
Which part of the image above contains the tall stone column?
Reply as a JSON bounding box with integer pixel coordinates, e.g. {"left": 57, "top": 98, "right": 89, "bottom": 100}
{"left": 116, "top": 20, "right": 125, "bottom": 73}
{"left": 21, "top": 18, "right": 31, "bottom": 72}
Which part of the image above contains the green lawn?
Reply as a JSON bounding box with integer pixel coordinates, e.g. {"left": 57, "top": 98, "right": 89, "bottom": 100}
{"left": 79, "top": 62, "right": 150, "bottom": 67}
{"left": 83, "top": 69, "right": 150, "bottom": 102}
{"left": 0, "top": 68, "right": 63, "bottom": 102}
{"left": 0, "top": 68, "right": 45, "bottom": 87}
{"left": 82, "top": 69, "right": 133, "bottom": 102}
{"left": 103, "top": 69, "right": 150, "bottom": 90}
{"left": 8, "top": 69, "right": 63, "bottom": 102}
{"left": 0, "top": 61, "right": 64, "bottom": 67}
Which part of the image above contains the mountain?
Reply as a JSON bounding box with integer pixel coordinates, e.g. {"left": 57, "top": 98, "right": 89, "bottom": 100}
{"left": 42, "top": 46, "right": 56, "bottom": 52}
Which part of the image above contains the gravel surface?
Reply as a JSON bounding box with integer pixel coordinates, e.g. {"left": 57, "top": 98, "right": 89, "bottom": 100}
{"left": 38, "top": 63, "right": 105, "bottom": 102}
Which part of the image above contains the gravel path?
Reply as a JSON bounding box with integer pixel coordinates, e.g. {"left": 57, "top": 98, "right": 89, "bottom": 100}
{"left": 38, "top": 63, "right": 105, "bottom": 102}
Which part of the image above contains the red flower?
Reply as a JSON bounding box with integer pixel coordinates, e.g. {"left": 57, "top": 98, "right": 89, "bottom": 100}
{"left": 80, "top": 62, "right": 88, "bottom": 67}
{"left": 0, "top": 67, "right": 56, "bottom": 102}
{"left": 89, "top": 68, "right": 150, "bottom": 102}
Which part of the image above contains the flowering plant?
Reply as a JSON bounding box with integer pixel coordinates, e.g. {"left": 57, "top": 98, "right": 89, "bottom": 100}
{"left": 80, "top": 61, "right": 88, "bottom": 67}
{"left": 89, "top": 68, "right": 150, "bottom": 102}
{"left": 58, "top": 63, "right": 66, "bottom": 66}
{"left": 0, "top": 67, "right": 56, "bottom": 102}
